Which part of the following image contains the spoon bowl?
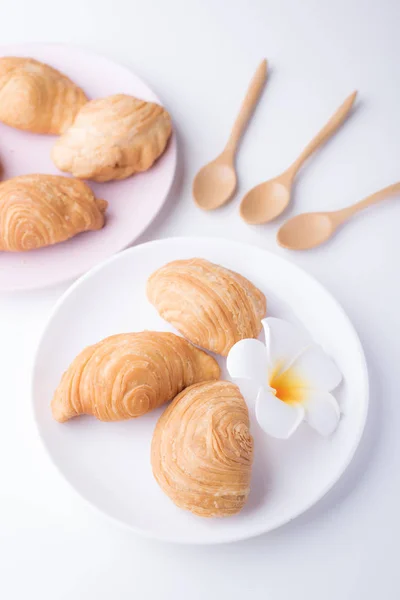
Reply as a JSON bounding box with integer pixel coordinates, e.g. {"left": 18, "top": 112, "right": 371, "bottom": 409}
{"left": 239, "top": 91, "right": 357, "bottom": 224}
{"left": 193, "top": 156, "right": 237, "bottom": 210}
{"left": 193, "top": 59, "right": 268, "bottom": 210}
{"left": 277, "top": 212, "right": 335, "bottom": 249}
{"left": 240, "top": 176, "right": 291, "bottom": 223}
{"left": 277, "top": 181, "right": 400, "bottom": 250}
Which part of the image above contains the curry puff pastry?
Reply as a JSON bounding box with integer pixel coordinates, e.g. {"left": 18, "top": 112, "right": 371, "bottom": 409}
{"left": 0, "top": 57, "right": 87, "bottom": 134}
{"left": 51, "top": 331, "right": 220, "bottom": 423}
{"left": 0, "top": 175, "right": 107, "bottom": 252}
{"left": 52, "top": 94, "right": 172, "bottom": 182}
{"left": 147, "top": 258, "right": 267, "bottom": 356}
{"left": 152, "top": 380, "right": 253, "bottom": 517}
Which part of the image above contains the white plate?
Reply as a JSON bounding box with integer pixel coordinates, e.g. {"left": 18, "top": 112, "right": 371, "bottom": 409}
{"left": 32, "top": 237, "right": 368, "bottom": 544}
{"left": 0, "top": 43, "right": 177, "bottom": 291}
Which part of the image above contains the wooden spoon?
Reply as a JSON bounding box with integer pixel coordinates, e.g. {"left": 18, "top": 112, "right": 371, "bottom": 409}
{"left": 240, "top": 91, "right": 357, "bottom": 224}
{"left": 193, "top": 59, "right": 268, "bottom": 210}
{"left": 277, "top": 182, "right": 400, "bottom": 250}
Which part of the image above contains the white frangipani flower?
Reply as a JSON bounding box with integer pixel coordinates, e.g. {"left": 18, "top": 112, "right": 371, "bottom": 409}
{"left": 227, "top": 317, "right": 342, "bottom": 439}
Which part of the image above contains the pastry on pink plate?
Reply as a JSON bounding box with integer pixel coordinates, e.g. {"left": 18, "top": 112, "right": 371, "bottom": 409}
{"left": 0, "top": 174, "right": 107, "bottom": 252}
{"left": 0, "top": 57, "right": 87, "bottom": 134}
{"left": 52, "top": 94, "right": 172, "bottom": 182}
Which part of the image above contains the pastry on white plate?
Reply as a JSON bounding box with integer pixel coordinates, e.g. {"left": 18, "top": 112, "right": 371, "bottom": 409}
{"left": 152, "top": 380, "right": 253, "bottom": 517}
{"left": 147, "top": 258, "right": 267, "bottom": 356}
{"left": 51, "top": 331, "right": 220, "bottom": 422}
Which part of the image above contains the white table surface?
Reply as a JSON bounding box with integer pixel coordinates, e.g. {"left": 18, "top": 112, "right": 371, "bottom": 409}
{"left": 1, "top": 0, "right": 399, "bottom": 598}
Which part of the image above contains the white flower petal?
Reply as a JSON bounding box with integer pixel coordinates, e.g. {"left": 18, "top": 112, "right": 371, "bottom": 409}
{"left": 255, "top": 387, "right": 305, "bottom": 439}
{"left": 232, "top": 378, "right": 261, "bottom": 407}
{"left": 286, "top": 345, "right": 342, "bottom": 392}
{"left": 303, "top": 390, "right": 341, "bottom": 436}
{"left": 227, "top": 338, "right": 269, "bottom": 389}
{"left": 262, "top": 317, "right": 311, "bottom": 375}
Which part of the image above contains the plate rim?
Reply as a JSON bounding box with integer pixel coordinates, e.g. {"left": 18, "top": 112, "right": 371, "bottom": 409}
{"left": 31, "top": 236, "right": 369, "bottom": 544}
{"left": 0, "top": 42, "right": 177, "bottom": 293}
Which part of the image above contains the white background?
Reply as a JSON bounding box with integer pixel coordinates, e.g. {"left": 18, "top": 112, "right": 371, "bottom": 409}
{"left": 0, "top": 0, "right": 399, "bottom": 598}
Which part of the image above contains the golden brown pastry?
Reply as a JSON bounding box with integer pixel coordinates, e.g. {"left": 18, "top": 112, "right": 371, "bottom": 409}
{"left": 51, "top": 331, "right": 220, "bottom": 423}
{"left": 51, "top": 94, "right": 172, "bottom": 182}
{"left": 147, "top": 258, "right": 267, "bottom": 356}
{"left": 152, "top": 380, "right": 253, "bottom": 517}
{"left": 0, "top": 57, "right": 87, "bottom": 134}
{"left": 0, "top": 174, "right": 107, "bottom": 252}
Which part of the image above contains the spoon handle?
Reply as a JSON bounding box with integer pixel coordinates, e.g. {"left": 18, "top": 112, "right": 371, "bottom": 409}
{"left": 289, "top": 91, "right": 357, "bottom": 176}
{"left": 333, "top": 182, "right": 400, "bottom": 223}
{"left": 225, "top": 59, "right": 268, "bottom": 154}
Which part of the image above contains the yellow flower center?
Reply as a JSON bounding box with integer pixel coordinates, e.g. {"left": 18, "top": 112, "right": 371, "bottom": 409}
{"left": 269, "top": 366, "right": 306, "bottom": 405}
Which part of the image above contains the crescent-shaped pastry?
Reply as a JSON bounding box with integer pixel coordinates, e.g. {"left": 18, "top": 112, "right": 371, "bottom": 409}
{"left": 0, "top": 174, "right": 107, "bottom": 252}
{"left": 51, "top": 331, "right": 220, "bottom": 423}
{"left": 51, "top": 94, "right": 172, "bottom": 182}
{"left": 0, "top": 57, "right": 87, "bottom": 134}
{"left": 147, "top": 258, "right": 267, "bottom": 356}
{"left": 151, "top": 380, "right": 253, "bottom": 517}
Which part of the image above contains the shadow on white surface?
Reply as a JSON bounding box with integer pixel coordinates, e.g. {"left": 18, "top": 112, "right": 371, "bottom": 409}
{"left": 223, "top": 340, "right": 379, "bottom": 550}
{"left": 135, "top": 124, "right": 184, "bottom": 245}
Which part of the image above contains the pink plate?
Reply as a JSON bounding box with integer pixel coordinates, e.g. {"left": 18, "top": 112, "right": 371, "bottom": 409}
{"left": 0, "top": 43, "right": 177, "bottom": 291}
